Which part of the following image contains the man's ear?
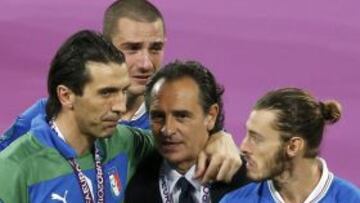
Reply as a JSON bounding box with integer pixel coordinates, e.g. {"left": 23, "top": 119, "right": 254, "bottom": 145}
{"left": 285, "top": 136, "right": 304, "bottom": 157}
{"left": 205, "top": 104, "right": 219, "bottom": 131}
{"left": 57, "top": 85, "right": 75, "bottom": 110}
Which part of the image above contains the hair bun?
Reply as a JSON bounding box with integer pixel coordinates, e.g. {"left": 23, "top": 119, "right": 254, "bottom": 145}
{"left": 320, "top": 100, "right": 342, "bottom": 124}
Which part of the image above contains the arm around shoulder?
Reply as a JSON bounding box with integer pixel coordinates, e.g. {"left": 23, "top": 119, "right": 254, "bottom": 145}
{"left": 109, "top": 125, "right": 155, "bottom": 165}
{"left": 0, "top": 98, "right": 47, "bottom": 151}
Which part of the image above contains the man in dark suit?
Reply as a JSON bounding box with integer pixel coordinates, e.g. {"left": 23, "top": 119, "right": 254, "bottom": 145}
{"left": 125, "top": 60, "right": 249, "bottom": 203}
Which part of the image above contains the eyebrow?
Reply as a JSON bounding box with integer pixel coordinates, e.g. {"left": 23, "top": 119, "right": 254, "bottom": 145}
{"left": 173, "top": 110, "right": 193, "bottom": 117}
{"left": 120, "top": 42, "right": 142, "bottom": 49}
{"left": 248, "top": 129, "right": 264, "bottom": 139}
{"left": 120, "top": 41, "right": 164, "bottom": 48}
{"left": 150, "top": 110, "right": 163, "bottom": 115}
{"left": 98, "top": 87, "right": 120, "bottom": 94}
{"left": 149, "top": 42, "right": 164, "bottom": 49}
{"left": 98, "top": 84, "right": 130, "bottom": 94}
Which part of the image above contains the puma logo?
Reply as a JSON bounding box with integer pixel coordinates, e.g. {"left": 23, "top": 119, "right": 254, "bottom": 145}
{"left": 51, "top": 190, "right": 68, "bottom": 203}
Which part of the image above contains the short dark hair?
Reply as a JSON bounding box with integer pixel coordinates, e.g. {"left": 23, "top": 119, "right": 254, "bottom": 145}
{"left": 145, "top": 60, "right": 225, "bottom": 134}
{"left": 46, "top": 30, "right": 125, "bottom": 120}
{"left": 103, "top": 0, "right": 165, "bottom": 40}
{"left": 254, "top": 88, "right": 342, "bottom": 157}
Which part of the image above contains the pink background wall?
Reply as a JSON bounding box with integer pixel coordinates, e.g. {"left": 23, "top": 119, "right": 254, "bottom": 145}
{"left": 1, "top": 0, "right": 359, "bottom": 185}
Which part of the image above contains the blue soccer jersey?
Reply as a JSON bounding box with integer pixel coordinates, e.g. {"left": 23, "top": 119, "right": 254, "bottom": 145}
{"left": 221, "top": 158, "right": 360, "bottom": 203}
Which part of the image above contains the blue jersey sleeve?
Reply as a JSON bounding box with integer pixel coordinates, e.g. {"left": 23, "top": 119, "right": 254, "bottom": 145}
{"left": 0, "top": 98, "right": 47, "bottom": 151}
{"left": 118, "top": 112, "right": 150, "bottom": 130}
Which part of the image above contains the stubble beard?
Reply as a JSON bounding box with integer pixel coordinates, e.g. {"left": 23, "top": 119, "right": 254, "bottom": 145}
{"left": 250, "top": 145, "right": 293, "bottom": 182}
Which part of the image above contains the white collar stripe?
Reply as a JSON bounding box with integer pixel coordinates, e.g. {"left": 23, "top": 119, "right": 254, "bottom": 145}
{"left": 52, "top": 121, "right": 66, "bottom": 142}
{"left": 310, "top": 172, "right": 334, "bottom": 203}
{"left": 268, "top": 181, "right": 284, "bottom": 203}
{"left": 131, "top": 102, "right": 146, "bottom": 121}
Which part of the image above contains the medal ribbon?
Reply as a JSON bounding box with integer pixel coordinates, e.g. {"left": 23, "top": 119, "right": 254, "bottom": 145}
{"left": 68, "top": 146, "right": 105, "bottom": 203}
{"left": 50, "top": 121, "right": 105, "bottom": 203}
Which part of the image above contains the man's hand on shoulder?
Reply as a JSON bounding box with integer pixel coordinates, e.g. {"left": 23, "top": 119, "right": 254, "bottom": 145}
{"left": 194, "top": 131, "right": 242, "bottom": 184}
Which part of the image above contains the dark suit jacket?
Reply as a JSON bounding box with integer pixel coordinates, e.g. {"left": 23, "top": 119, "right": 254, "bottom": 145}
{"left": 125, "top": 151, "right": 250, "bottom": 203}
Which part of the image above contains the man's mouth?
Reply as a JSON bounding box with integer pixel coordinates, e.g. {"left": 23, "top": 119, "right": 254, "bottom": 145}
{"left": 243, "top": 156, "right": 256, "bottom": 169}
{"left": 132, "top": 75, "right": 151, "bottom": 82}
{"left": 160, "top": 141, "right": 182, "bottom": 151}
{"left": 102, "top": 118, "right": 119, "bottom": 127}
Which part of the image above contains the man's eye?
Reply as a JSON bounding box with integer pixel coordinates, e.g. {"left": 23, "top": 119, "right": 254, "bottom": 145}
{"left": 101, "top": 91, "right": 110, "bottom": 96}
{"left": 249, "top": 134, "right": 262, "bottom": 144}
{"left": 150, "top": 113, "right": 164, "bottom": 122}
{"left": 150, "top": 50, "right": 159, "bottom": 55}
{"left": 124, "top": 50, "right": 137, "bottom": 55}
{"left": 150, "top": 44, "right": 163, "bottom": 54}
{"left": 122, "top": 44, "right": 142, "bottom": 54}
{"left": 175, "top": 113, "right": 189, "bottom": 121}
{"left": 100, "top": 90, "right": 114, "bottom": 97}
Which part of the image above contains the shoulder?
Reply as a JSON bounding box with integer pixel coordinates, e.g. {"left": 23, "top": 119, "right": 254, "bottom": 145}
{"left": 127, "top": 150, "right": 162, "bottom": 181}
{"left": 0, "top": 132, "right": 51, "bottom": 185}
{"left": 125, "top": 151, "right": 163, "bottom": 202}
{"left": 0, "top": 132, "right": 46, "bottom": 164}
{"left": 327, "top": 176, "right": 360, "bottom": 202}
{"left": 220, "top": 182, "right": 264, "bottom": 202}
{"left": 210, "top": 162, "right": 251, "bottom": 202}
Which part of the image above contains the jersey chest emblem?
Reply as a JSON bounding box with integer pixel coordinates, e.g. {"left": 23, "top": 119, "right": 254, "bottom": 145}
{"left": 108, "top": 167, "right": 122, "bottom": 197}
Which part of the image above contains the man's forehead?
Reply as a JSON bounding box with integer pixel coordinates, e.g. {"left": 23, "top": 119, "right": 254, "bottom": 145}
{"left": 85, "top": 60, "right": 126, "bottom": 72}
{"left": 248, "top": 110, "right": 276, "bottom": 126}
{"left": 246, "top": 110, "right": 281, "bottom": 136}
{"left": 153, "top": 76, "right": 199, "bottom": 92}
{"left": 113, "top": 18, "right": 165, "bottom": 42}
{"left": 85, "top": 61, "right": 129, "bottom": 84}
{"left": 151, "top": 77, "right": 202, "bottom": 107}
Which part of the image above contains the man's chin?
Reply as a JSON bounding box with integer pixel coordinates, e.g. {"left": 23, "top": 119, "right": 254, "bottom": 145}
{"left": 128, "top": 85, "right": 146, "bottom": 97}
{"left": 98, "top": 128, "right": 116, "bottom": 138}
{"left": 159, "top": 151, "right": 183, "bottom": 164}
{"left": 246, "top": 172, "right": 268, "bottom": 182}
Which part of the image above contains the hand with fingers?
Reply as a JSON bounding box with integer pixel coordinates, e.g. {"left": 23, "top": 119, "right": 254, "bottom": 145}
{"left": 194, "top": 130, "right": 242, "bottom": 184}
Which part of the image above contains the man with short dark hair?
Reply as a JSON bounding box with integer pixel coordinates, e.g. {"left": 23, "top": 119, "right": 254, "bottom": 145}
{"left": 220, "top": 88, "right": 360, "bottom": 203}
{"left": 103, "top": 0, "right": 166, "bottom": 128}
{"left": 125, "top": 60, "right": 249, "bottom": 203}
{"left": 0, "top": 30, "right": 156, "bottom": 203}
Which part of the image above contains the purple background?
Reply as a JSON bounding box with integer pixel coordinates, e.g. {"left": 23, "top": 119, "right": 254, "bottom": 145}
{"left": 1, "top": 0, "right": 359, "bottom": 185}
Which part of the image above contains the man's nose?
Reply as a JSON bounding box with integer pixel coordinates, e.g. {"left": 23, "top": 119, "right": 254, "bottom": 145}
{"left": 240, "top": 136, "right": 250, "bottom": 154}
{"left": 111, "top": 92, "right": 127, "bottom": 115}
{"left": 160, "top": 117, "right": 176, "bottom": 136}
{"left": 137, "top": 50, "right": 153, "bottom": 70}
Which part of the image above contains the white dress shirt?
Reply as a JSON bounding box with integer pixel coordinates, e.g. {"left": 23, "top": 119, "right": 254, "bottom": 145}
{"left": 159, "top": 161, "right": 211, "bottom": 203}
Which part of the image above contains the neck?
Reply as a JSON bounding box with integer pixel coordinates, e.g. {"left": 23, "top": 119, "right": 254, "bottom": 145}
{"left": 122, "top": 94, "right": 144, "bottom": 120}
{"left": 171, "top": 160, "right": 195, "bottom": 175}
{"left": 272, "top": 158, "right": 322, "bottom": 203}
{"left": 54, "top": 112, "right": 94, "bottom": 156}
